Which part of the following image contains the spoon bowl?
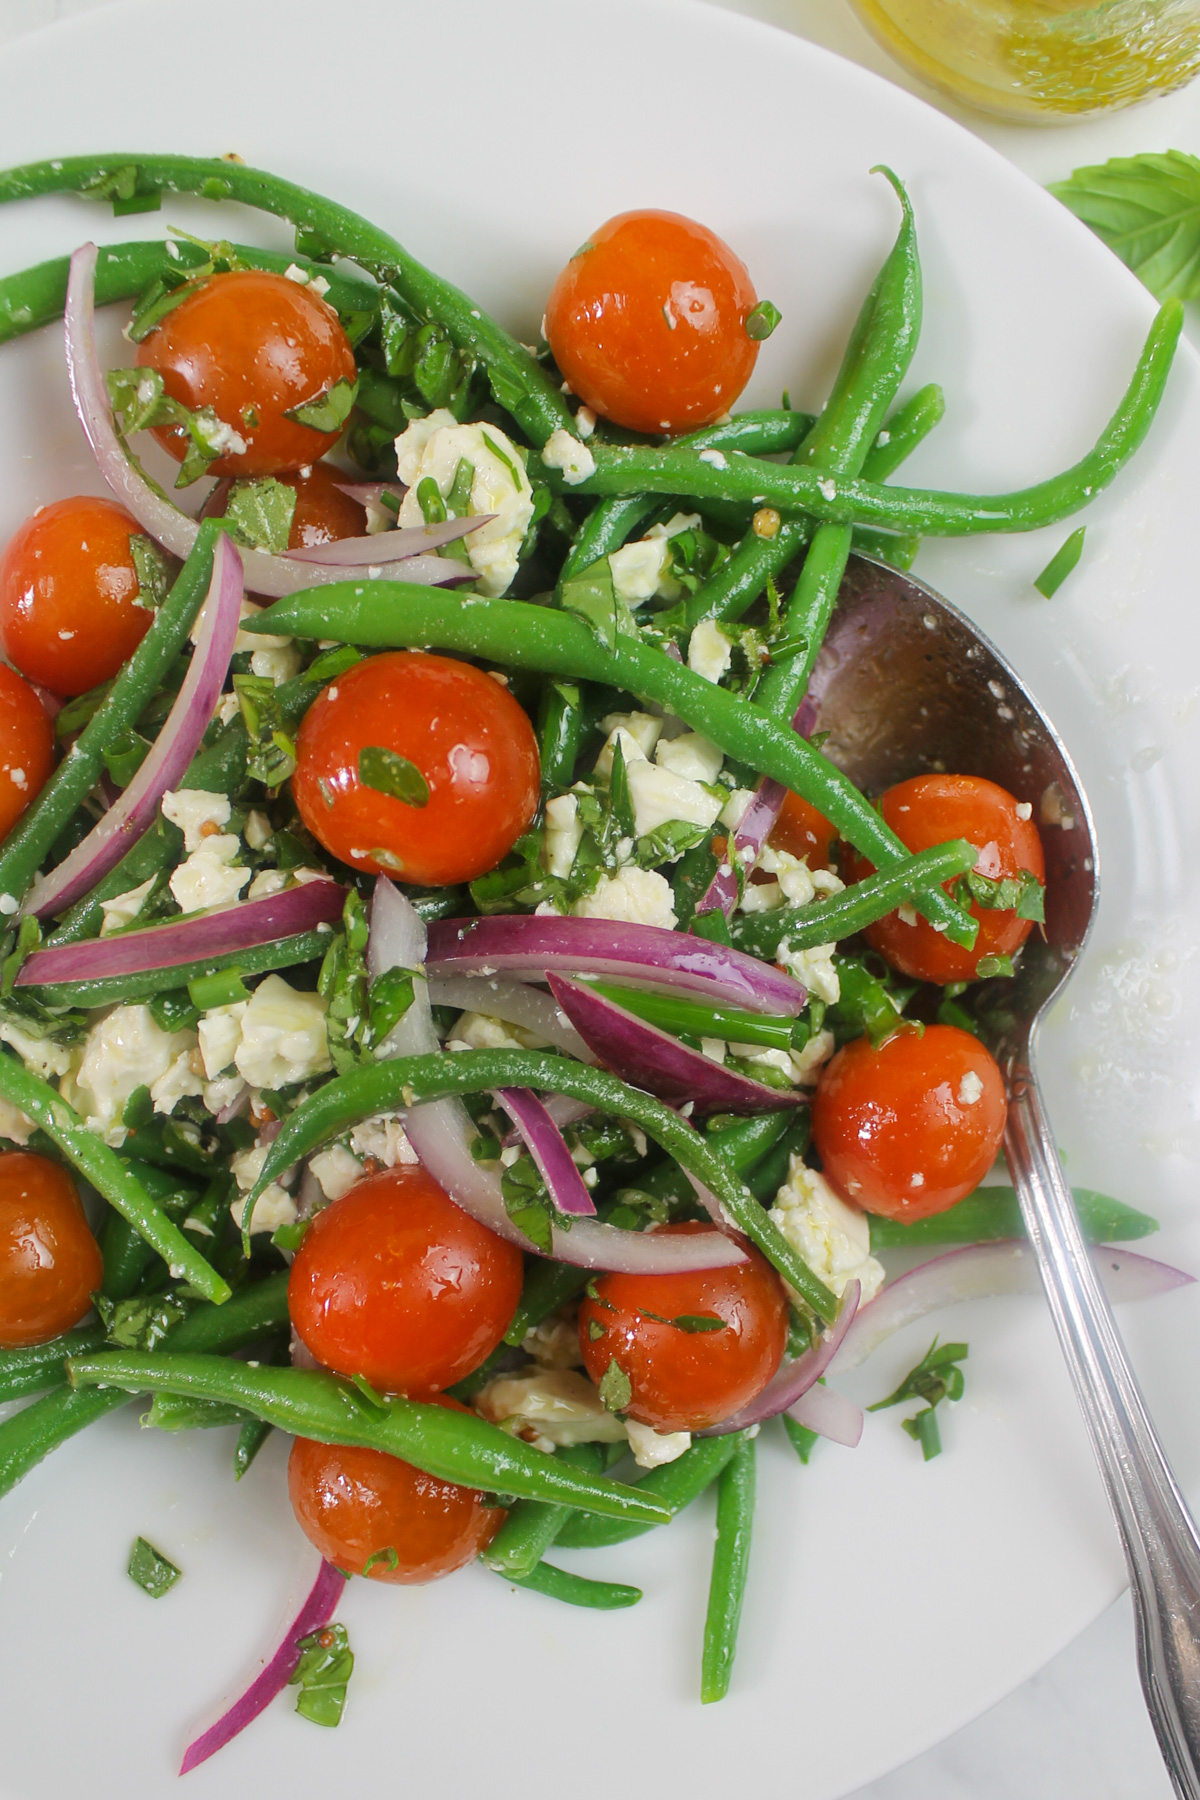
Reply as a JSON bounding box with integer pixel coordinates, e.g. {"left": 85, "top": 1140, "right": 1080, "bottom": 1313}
{"left": 808, "top": 554, "right": 1200, "bottom": 1800}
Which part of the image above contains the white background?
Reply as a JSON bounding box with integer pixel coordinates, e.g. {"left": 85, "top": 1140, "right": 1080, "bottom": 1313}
{"left": 2, "top": 2, "right": 1196, "bottom": 1795}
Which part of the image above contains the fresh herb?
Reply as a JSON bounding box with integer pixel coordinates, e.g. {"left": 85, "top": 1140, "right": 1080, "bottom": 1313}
{"left": 306, "top": 643, "right": 362, "bottom": 685}
{"left": 105, "top": 366, "right": 243, "bottom": 488}
{"left": 284, "top": 374, "right": 359, "bottom": 434}
{"left": 233, "top": 673, "right": 298, "bottom": 787}
{"left": 188, "top": 969, "right": 250, "bottom": 1011}
{"left": 221, "top": 477, "right": 298, "bottom": 555}
{"left": 560, "top": 557, "right": 637, "bottom": 653}
{"left": 289, "top": 1623, "right": 354, "bottom": 1727}
{"left": 102, "top": 729, "right": 151, "bottom": 789}
{"left": 129, "top": 534, "right": 173, "bottom": 608}
{"left": 745, "top": 299, "right": 782, "bottom": 341}
{"left": 598, "top": 1357, "right": 632, "bottom": 1413}
{"left": 148, "top": 988, "right": 199, "bottom": 1034}
{"left": 0, "top": 916, "right": 40, "bottom": 997}
{"left": 127, "top": 1536, "right": 181, "bottom": 1598}
{"left": 357, "top": 745, "right": 430, "bottom": 807}
{"left": 827, "top": 955, "right": 908, "bottom": 1047}
{"left": 95, "top": 1291, "right": 190, "bottom": 1351}
{"left": 366, "top": 966, "right": 416, "bottom": 1047}
{"left": 1034, "top": 526, "right": 1086, "bottom": 599}
{"left": 500, "top": 1153, "right": 557, "bottom": 1255}
{"left": 318, "top": 890, "right": 370, "bottom": 1072}
{"left": 1048, "top": 151, "right": 1200, "bottom": 301}
{"left": 668, "top": 1314, "right": 728, "bottom": 1334}
{"left": 868, "top": 1336, "right": 968, "bottom": 1461}
{"left": 608, "top": 734, "right": 637, "bottom": 840}
{"left": 361, "top": 1546, "right": 400, "bottom": 1576}
{"left": 480, "top": 429, "right": 523, "bottom": 489}
{"left": 975, "top": 953, "right": 1016, "bottom": 979}
{"left": 952, "top": 866, "right": 1045, "bottom": 923}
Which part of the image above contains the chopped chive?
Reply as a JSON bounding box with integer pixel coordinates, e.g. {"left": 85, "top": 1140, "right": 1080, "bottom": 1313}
{"left": 187, "top": 969, "right": 251, "bottom": 1011}
{"left": 1034, "top": 526, "right": 1085, "bottom": 598}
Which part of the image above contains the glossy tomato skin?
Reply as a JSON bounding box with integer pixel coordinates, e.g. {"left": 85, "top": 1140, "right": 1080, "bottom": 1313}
{"left": 0, "top": 664, "right": 54, "bottom": 841}
{"left": 135, "top": 270, "right": 357, "bottom": 477}
{"left": 769, "top": 790, "right": 837, "bottom": 871}
{"left": 0, "top": 1151, "right": 103, "bottom": 1347}
{"left": 288, "top": 1406, "right": 503, "bottom": 1583}
{"left": 544, "top": 210, "right": 760, "bottom": 435}
{"left": 846, "top": 774, "right": 1045, "bottom": 985}
{"left": 292, "top": 651, "right": 540, "bottom": 886}
{"left": 288, "top": 1164, "right": 524, "bottom": 1396}
{"left": 812, "top": 1024, "right": 1007, "bottom": 1221}
{"left": 577, "top": 1222, "right": 787, "bottom": 1432}
{"left": 0, "top": 496, "right": 154, "bottom": 694}
{"left": 285, "top": 463, "right": 368, "bottom": 547}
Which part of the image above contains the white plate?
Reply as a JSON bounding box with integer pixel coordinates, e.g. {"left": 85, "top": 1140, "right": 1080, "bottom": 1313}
{"left": 0, "top": 1, "right": 1198, "bottom": 1795}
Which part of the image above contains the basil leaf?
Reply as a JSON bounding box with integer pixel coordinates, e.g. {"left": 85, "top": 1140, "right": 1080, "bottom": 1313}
{"left": 221, "top": 476, "right": 297, "bottom": 556}
{"left": 284, "top": 375, "right": 359, "bottom": 434}
{"left": 560, "top": 557, "right": 637, "bottom": 652}
{"left": 357, "top": 745, "right": 430, "bottom": 807}
{"left": 1049, "top": 151, "right": 1200, "bottom": 300}
{"left": 95, "top": 1291, "right": 190, "bottom": 1351}
{"left": 598, "top": 1357, "right": 632, "bottom": 1413}
{"left": 130, "top": 534, "right": 173, "bottom": 608}
{"left": 289, "top": 1624, "right": 353, "bottom": 1727}
{"left": 128, "top": 1537, "right": 181, "bottom": 1598}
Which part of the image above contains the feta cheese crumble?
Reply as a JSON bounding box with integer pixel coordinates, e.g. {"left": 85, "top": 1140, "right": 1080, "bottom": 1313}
{"left": 572, "top": 866, "right": 677, "bottom": 930}
{"left": 541, "top": 427, "right": 596, "bottom": 486}
{"left": 394, "top": 409, "right": 535, "bottom": 596}
{"left": 769, "top": 1155, "right": 884, "bottom": 1303}
{"left": 687, "top": 618, "right": 732, "bottom": 684}
{"left": 473, "top": 1369, "right": 627, "bottom": 1453}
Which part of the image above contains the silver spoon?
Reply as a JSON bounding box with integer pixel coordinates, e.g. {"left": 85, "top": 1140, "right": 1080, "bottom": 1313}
{"left": 808, "top": 554, "right": 1200, "bottom": 1800}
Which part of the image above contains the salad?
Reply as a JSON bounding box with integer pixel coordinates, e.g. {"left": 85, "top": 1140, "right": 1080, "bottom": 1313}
{"left": 0, "top": 150, "right": 1187, "bottom": 1764}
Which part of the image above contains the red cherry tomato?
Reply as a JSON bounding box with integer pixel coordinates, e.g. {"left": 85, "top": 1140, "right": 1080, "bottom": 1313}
{"left": 283, "top": 463, "right": 368, "bottom": 548}
{"left": 135, "top": 270, "right": 357, "bottom": 478}
{"left": 845, "top": 774, "right": 1046, "bottom": 984}
{"left": 292, "top": 651, "right": 540, "bottom": 886}
{"left": 288, "top": 1406, "right": 503, "bottom": 1583}
{"left": 0, "top": 664, "right": 54, "bottom": 842}
{"left": 0, "top": 496, "right": 156, "bottom": 694}
{"left": 768, "top": 790, "right": 837, "bottom": 872}
{"left": 0, "top": 1150, "right": 103, "bottom": 1347}
{"left": 288, "top": 1164, "right": 524, "bottom": 1396}
{"left": 544, "top": 210, "right": 761, "bottom": 435}
{"left": 811, "top": 1024, "right": 1007, "bottom": 1221}
{"left": 577, "top": 1222, "right": 787, "bottom": 1432}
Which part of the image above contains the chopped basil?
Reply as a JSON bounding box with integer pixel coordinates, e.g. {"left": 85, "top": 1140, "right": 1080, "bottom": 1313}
{"left": 130, "top": 534, "right": 173, "bottom": 608}
{"left": 868, "top": 1336, "right": 968, "bottom": 1462}
{"left": 975, "top": 953, "right": 1016, "bottom": 979}
{"left": 0, "top": 916, "right": 40, "bottom": 998}
{"left": 953, "top": 866, "right": 1045, "bottom": 923}
{"left": 745, "top": 299, "right": 782, "bottom": 341}
{"left": 608, "top": 734, "right": 637, "bottom": 840}
{"left": 480, "top": 429, "right": 523, "bottom": 490}
{"left": 128, "top": 1537, "right": 181, "bottom": 1598}
{"left": 284, "top": 375, "right": 359, "bottom": 434}
{"left": 357, "top": 745, "right": 430, "bottom": 807}
{"left": 598, "top": 1357, "right": 632, "bottom": 1413}
{"left": 221, "top": 477, "right": 298, "bottom": 556}
{"left": 366, "top": 967, "right": 417, "bottom": 1047}
{"left": 559, "top": 557, "right": 637, "bottom": 653}
{"left": 361, "top": 1546, "right": 400, "bottom": 1576}
{"left": 96, "top": 1292, "right": 190, "bottom": 1352}
{"left": 289, "top": 1624, "right": 354, "bottom": 1727}
{"left": 233, "top": 673, "right": 298, "bottom": 787}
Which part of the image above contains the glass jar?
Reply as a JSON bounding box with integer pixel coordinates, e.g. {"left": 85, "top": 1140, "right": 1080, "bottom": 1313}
{"left": 847, "top": 0, "right": 1200, "bottom": 118}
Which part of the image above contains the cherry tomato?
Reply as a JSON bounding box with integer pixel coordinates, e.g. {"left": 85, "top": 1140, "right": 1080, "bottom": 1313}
{"left": 135, "top": 270, "right": 357, "bottom": 478}
{"left": 811, "top": 1024, "right": 1007, "bottom": 1221}
{"left": 544, "top": 210, "right": 761, "bottom": 435}
{"left": 0, "top": 1150, "right": 103, "bottom": 1347}
{"left": 292, "top": 651, "right": 540, "bottom": 886}
{"left": 288, "top": 1164, "right": 524, "bottom": 1396}
{"left": 844, "top": 774, "right": 1046, "bottom": 984}
{"left": 577, "top": 1222, "right": 787, "bottom": 1432}
{"left": 0, "top": 496, "right": 156, "bottom": 694}
{"left": 0, "top": 664, "right": 54, "bottom": 842}
{"left": 288, "top": 1405, "right": 503, "bottom": 1583}
{"left": 283, "top": 463, "right": 368, "bottom": 548}
{"left": 768, "top": 790, "right": 837, "bottom": 871}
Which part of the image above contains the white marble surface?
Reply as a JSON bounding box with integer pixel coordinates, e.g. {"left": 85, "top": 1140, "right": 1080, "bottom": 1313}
{"left": 0, "top": 2, "right": 1191, "bottom": 1795}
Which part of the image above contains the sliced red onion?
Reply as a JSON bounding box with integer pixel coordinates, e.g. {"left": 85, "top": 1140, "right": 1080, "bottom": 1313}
{"left": 21, "top": 532, "right": 245, "bottom": 920}
{"left": 503, "top": 1094, "right": 593, "bottom": 1145}
{"left": 701, "top": 1280, "right": 860, "bottom": 1436}
{"left": 832, "top": 1241, "right": 1195, "bottom": 1376}
{"left": 493, "top": 1087, "right": 597, "bottom": 1218}
{"left": 426, "top": 915, "right": 807, "bottom": 1016}
{"left": 369, "top": 879, "right": 746, "bottom": 1273}
{"left": 65, "top": 244, "right": 470, "bottom": 599}
{"left": 426, "top": 971, "right": 593, "bottom": 1060}
{"left": 547, "top": 974, "right": 801, "bottom": 1118}
{"left": 284, "top": 518, "right": 491, "bottom": 565}
{"left": 333, "top": 481, "right": 404, "bottom": 508}
{"left": 179, "top": 1559, "right": 346, "bottom": 1774}
{"left": 18, "top": 878, "right": 346, "bottom": 985}
{"left": 695, "top": 779, "right": 788, "bottom": 919}
{"left": 787, "top": 1380, "right": 864, "bottom": 1448}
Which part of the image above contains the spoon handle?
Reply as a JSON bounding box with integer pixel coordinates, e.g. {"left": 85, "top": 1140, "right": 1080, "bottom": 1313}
{"left": 1007, "top": 1055, "right": 1200, "bottom": 1800}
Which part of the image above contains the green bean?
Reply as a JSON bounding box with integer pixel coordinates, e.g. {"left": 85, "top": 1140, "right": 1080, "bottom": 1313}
{"left": 233, "top": 1416, "right": 274, "bottom": 1480}
{"left": 556, "top": 1432, "right": 747, "bottom": 1549}
{"left": 862, "top": 382, "right": 945, "bottom": 482}
{"left": 851, "top": 526, "right": 920, "bottom": 571}
{"left": 753, "top": 172, "right": 921, "bottom": 721}
{"left": 537, "top": 680, "right": 584, "bottom": 789}
{"left": 0, "top": 237, "right": 378, "bottom": 345}
{"left": 67, "top": 1350, "right": 671, "bottom": 1523}
{"left": 246, "top": 1047, "right": 839, "bottom": 1321}
{"left": 144, "top": 1393, "right": 252, "bottom": 1431}
{"left": 534, "top": 300, "right": 1182, "bottom": 538}
{"left": 587, "top": 981, "right": 799, "bottom": 1051}
{"left": 728, "top": 840, "right": 977, "bottom": 959}
{"left": 701, "top": 1432, "right": 756, "bottom": 1703}
{"left": 867, "top": 1183, "right": 1157, "bottom": 1249}
{"left": 483, "top": 1443, "right": 607, "bottom": 1578}
{"left": 0, "top": 1052, "right": 229, "bottom": 1304}
{"left": 101, "top": 1158, "right": 200, "bottom": 1300}
{"left": 28, "top": 928, "right": 333, "bottom": 1008}
{"left": 499, "top": 1559, "right": 642, "bottom": 1609}
{"left": 0, "top": 1325, "right": 105, "bottom": 1403}
{"left": 744, "top": 1113, "right": 811, "bottom": 1205}
{"left": 0, "top": 154, "right": 572, "bottom": 446}
{"left": 560, "top": 411, "right": 817, "bottom": 582}
{"left": 0, "top": 522, "right": 221, "bottom": 912}
{"left": 243, "top": 584, "right": 972, "bottom": 944}
{"left": 0, "top": 1271, "right": 288, "bottom": 1500}
{"left": 782, "top": 1415, "right": 818, "bottom": 1463}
